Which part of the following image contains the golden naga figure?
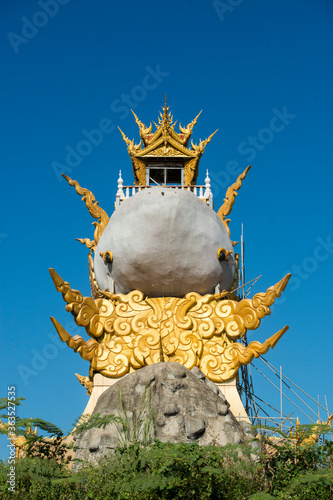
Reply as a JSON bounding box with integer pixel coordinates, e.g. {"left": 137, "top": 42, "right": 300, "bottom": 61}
{"left": 50, "top": 98, "right": 290, "bottom": 395}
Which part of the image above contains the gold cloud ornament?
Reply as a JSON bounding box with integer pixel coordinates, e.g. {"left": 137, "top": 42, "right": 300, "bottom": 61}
{"left": 49, "top": 268, "right": 290, "bottom": 383}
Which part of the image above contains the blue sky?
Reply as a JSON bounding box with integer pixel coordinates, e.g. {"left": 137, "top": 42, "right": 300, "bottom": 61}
{"left": 1, "top": 0, "right": 332, "bottom": 457}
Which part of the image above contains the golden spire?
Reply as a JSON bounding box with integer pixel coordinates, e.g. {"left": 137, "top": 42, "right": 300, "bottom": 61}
{"left": 158, "top": 94, "right": 174, "bottom": 127}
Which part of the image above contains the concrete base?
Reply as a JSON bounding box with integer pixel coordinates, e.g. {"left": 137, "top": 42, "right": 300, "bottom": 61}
{"left": 81, "top": 371, "right": 250, "bottom": 424}
{"left": 217, "top": 378, "right": 250, "bottom": 423}
{"left": 82, "top": 372, "right": 125, "bottom": 416}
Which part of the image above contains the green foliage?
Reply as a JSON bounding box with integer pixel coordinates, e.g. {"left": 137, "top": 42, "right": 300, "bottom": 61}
{"left": 70, "top": 440, "right": 260, "bottom": 500}
{"left": 0, "top": 457, "right": 83, "bottom": 499}
{"left": 258, "top": 424, "right": 333, "bottom": 496}
{"left": 73, "top": 412, "right": 121, "bottom": 434}
{"left": 1, "top": 394, "right": 332, "bottom": 499}
{"left": 248, "top": 494, "right": 277, "bottom": 500}
{"left": 0, "top": 397, "right": 26, "bottom": 416}
{"left": 1, "top": 435, "right": 333, "bottom": 499}
{"left": 284, "top": 469, "right": 333, "bottom": 499}
{"left": 116, "top": 386, "right": 155, "bottom": 448}
{"left": 73, "top": 386, "right": 155, "bottom": 449}
{"left": 1, "top": 395, "right": 68, "bottom": 461}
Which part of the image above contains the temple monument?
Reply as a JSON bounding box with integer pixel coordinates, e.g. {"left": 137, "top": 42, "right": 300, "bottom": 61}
{"left": 49, "top": 98, "right": 290, "bottom": 449}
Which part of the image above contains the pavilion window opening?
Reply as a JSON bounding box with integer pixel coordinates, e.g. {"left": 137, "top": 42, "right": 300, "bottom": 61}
{"left": 146, "top": 163, "right": 184, "bottom": 187}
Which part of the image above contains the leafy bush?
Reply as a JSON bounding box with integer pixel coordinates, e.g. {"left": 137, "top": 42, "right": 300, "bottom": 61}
{"left": 77, "top": 440, "right": 261, "bottom": 499}
{"left": 259, "top": 424, "right": 333, "bottom": 496}
{"left": 1, "top": 436, "right": 333, "bottom": 499}
{"left": 1, "top": 395, "right": 332, "bottom": 499}
{"left": 0, "top": 397, "right": 69, "bottom": 462}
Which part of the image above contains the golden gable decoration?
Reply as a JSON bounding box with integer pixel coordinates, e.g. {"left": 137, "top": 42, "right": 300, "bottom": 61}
{"left": 118, "top": 96, "right": 217, "bottom": 186}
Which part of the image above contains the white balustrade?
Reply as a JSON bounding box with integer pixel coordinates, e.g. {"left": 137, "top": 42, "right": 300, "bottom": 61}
{"left": 115, "top": 182, "right": 213, "bottom": 208}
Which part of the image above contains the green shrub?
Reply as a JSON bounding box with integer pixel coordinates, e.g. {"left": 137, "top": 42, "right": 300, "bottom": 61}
{"left": 1, "top": 436, "right": 333, "bottom": 499}
{"left": 1, "top": 395, "right": 332, "bottom": 499}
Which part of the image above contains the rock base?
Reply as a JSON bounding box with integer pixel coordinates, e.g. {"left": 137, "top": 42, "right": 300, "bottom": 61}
{"left": 74, "top": 362, "right": 256, "bottom": 464}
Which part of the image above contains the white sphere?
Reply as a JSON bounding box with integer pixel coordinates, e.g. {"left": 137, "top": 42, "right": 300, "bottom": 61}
{"left": 94, "top": 187, "right": 235, "bottom": 297}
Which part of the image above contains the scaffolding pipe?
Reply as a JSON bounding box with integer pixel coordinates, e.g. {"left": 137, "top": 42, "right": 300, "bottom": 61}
{"left": 252, "top": 364, "right": 311, "bottom": 421}
{"left": 259, "top": 357, "right": 324, "bottom": 420}
{"left": 280, "top": 365, "right": 283, "bottom": 430}
{"left": 240, "top": 223, "right": 245, "bottom": 299}
{"left": 260, "top": 357, "right": 332, "bottom": 416}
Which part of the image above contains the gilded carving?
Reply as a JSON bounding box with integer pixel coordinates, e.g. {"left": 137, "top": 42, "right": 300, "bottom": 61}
{"left": 131, "top": 157, "right": 146, "bottom": 186}
{"left": 200, "top": 326, "right": 288, "bottom": 383}
{"left": 62, "top": 174, "right": 109, "bottom": 249}
{"left": 100, "top": 251, "right": 113, "bottom": 264}
{"left": 184, "top": 158, "right": 199, "bottom": 185}
{"left": 75, "top": 373, "right": 94, "bottom": 395}
{"left": 190, "top": 130, "right": 218, "bottom": 155}
{"left": 217, "top": 166, "right": 251, "bottom": 235}
{"left": 76, "top": 237, "right": 95, "bottom": 250}
{"left": 179, "top": 110, "right": 202, "bottom": 145}
{"left": 50, "top": 269, "right": 290, "bottom": 383}
{"left": 144, "top": 145, "right": 186, "bottom": 157}
{"left": 120, "top": 98, "right": 216, "bottom": 186}
{"left": 131, "top": 110, "right": 152, "bottom": 145}
{"left": 88, "top": 252, "right": 100, "bottom": 299}
{"left": 217, "top": 248, "right": 233, "bottom": 261}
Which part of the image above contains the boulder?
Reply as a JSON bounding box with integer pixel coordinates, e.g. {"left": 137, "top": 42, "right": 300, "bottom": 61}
{"left": 74, "top": 362, "right": 255, "bottom": 464}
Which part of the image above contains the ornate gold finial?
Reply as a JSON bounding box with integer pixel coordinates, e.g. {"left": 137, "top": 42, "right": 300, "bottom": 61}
{"left": 131, "top": 110, "right": 152, "bottom": 144}
{"left": 217, "top": 166, "right": 251, "bottom": 236}
{"left": 158, "top": 95, "right": 174, "bottom": 127}
{"left": 179, "top": 110, "right": 202, "bottom": 143}
{"left": 191, "top": 130, "right": 218, "bottom": 155}
{"left": 118, "top": 127, "right": 142, "bottom": 154}
{"left": 49, "top": 268, "right": 83, "bottom": 313}
{"left": 62, "top": 175, "right": 109, "bottom": 250}
{"left": 75, "top": 373, "right": 93, "bottom": 395}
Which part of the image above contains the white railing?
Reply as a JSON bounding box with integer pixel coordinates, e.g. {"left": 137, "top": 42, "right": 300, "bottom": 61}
{"left": 115, "top": 183, "right": 213, "bottom": 208}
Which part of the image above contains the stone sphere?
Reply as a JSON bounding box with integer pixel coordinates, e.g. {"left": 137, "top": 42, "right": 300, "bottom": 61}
{"left": 94, "top": 187, "right": 235, "bottom": 297}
